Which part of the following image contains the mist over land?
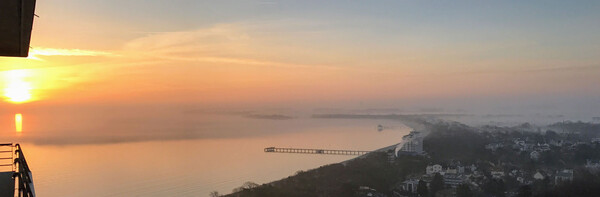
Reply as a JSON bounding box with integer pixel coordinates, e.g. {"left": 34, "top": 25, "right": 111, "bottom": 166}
{"left": 2, "top": 96, "right": 599, "bottom": 146}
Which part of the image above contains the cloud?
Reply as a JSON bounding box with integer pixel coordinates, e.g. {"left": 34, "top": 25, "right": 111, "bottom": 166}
{"left": 123, "top": 24, "right": 250, "bottom": 54}
{"left": 120, "top": 24, "right": 365, "bottom": 72}
{"left": 28, "top": 47, "right": 114, "bottom": 60}
{"left": 122, "top": 25, "right": 276, "bottom": 66}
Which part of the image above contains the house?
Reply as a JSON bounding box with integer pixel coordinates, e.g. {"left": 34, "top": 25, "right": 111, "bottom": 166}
{"left": 457, "top": 166, "right": 465, "bottom": 174}
{"left": 530, "top": 151, "right": 541, "bottom": 161}
{"left": 514, "top": 139, "right": 526, "bottom": 146}
{"left": 387, "top": 150, "right": 396, "bottom": 163}
{"left": 445, "top": 166, "right": 458, "bottom": 174}
{"left": 520, "top": 144, "right": 533, "bottom": 152}
{"left": 509, "top": 169, "right": 524, "bottom": 177}
{"left": 535, "top": 143, "right": 551, "bottom": 152}
{"left": 443, "top": 174, "right": 464, "bottom": 188}
{"left": 549, "top": 140, "right": 563, "bottom": 147}
{"left": 585, "top": 160, "right": 600, "bottom": 172}
{"left": 485, "top": 143, "right": 504, "bottom": 151}
{"left": 533, "top": 171, "right": 545, "bottom": 180}
{"left": 513, "top": 139, "right": 533, "bottom": 151}
{"left": 468, "top": 164, "right": 477, "bottom": 172}
{"left": 400, "top": 179, "right": 420, "bottom": 193}
{"left": 555, "top": 169, "right": 573, "bottom": 184}
{"left": 516, "top": 177, "right": 525, "bottom": 184}
{"left": 426, "top": 164, "right": 443, "bottom": 175}
{"left": 491, "top": 171, "right": 505, "bottom": 179}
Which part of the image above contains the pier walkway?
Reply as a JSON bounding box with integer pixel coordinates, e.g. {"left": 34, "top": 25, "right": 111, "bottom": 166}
{"left": 264, "top": 147, "right": 370, "bottom": 155}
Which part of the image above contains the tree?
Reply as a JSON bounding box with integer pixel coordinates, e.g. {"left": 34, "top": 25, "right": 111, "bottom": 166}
{"left": 456, "top": 184, "right": 473, "bottom": 197}
{"left": 232, "top": 181, "right": 260, "bottom": 193}
{"left": 532, "top": 177, "right": 550, "bottom": 194}
{"left": 209, "top": 191, "right": 220, "bottom": 197}
{"left": 340, "top": 182, "right": 358, "bottom": 197}
{"left": 517, "top": 185, "right": 532, "bottom": 197}
{"left": 417, "top": 180, "right": 428, "bottom": 197}
{"left": 483, "top": 179, "right": 506, "bottom": 197}
{"left": 430, "top": 173, "right": 444, "bottom": 196}
{"left": 545, "top": 130, "right": 559, "bottom": 141}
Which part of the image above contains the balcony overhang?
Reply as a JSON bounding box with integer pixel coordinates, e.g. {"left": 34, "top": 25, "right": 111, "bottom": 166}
{"left": 0, "top": 0, "right": 37, "bottom": 57}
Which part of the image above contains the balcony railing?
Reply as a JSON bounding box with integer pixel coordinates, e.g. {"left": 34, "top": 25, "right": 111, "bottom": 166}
{"left": 0, "top": 143, "right": 34, "bottom": 197}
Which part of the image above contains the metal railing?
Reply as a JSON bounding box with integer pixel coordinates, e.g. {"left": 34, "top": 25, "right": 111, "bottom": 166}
{"left": 0, "top": 143, "right": 34, "bottom": 197}
{"left": 0, "top": 143, "right": 14, "bottom": 170}
{"left": 14, "top": 144, "right": 34, "bottom": 197}
{"left": 264, "top": 147, "right": 370, "bottom": 155}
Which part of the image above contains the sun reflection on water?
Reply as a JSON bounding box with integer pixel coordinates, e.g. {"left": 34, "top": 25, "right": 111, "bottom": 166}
{"left": 15, "top": 113, "right": 23, "bottom": 132}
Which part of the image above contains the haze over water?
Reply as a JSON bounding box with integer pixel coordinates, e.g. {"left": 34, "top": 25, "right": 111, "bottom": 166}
{"left": 1, "top": 109, "right": 410, "bottom": 196}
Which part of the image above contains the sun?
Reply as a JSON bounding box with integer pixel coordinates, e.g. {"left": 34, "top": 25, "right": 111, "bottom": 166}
{"left": 3, "top": 70, "right": 33, "bottom": 103}
{"left": 5, "top": 81, "right": 32, "bottom": 102}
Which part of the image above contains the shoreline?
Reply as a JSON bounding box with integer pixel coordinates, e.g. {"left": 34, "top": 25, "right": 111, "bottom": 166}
{"left": 263, "top": 118, "right": 425, "bottom": 185}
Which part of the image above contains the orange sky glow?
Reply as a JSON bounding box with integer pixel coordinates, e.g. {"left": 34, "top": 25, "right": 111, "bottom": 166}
{"left": 0, "top": 1, "right": 599, "bottom": 109}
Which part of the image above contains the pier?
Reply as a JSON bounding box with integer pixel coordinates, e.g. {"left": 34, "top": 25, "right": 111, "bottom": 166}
{"left": 264, "top": 147, "right": 370, "bottom": 155}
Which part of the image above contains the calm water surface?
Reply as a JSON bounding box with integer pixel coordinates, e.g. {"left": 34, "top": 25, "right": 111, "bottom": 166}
{"left": 5, "top": 113, "right": 409, "bottom": 196}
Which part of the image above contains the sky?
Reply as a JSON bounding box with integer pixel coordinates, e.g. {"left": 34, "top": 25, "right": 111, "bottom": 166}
{"left": 1, "top": 0, "right": 600, "bottom": 113}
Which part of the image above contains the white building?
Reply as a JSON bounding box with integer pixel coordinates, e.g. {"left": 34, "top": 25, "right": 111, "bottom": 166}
{"left": 426, "top": 164, "right": 443, "bottom": 175}
{"left": 443, "top": 174, "right": 464, "bottom": 188}
{"left": 517, "top": 177, "right": 525, "bottom": 184}
{"left": 491, "top": 171, "right": 505, "bottom": 179}
{"left": 533, "top": 171, "right": 545, "bottom": 180}
{"left": 395, "top": 131, "right": 424, "bottom": 156}
{"left": 514, "top": 139, "right": 526, "bottom": 146}
{"left": 536, "top": 143, "right": 551, "bottom": 152}
{"left": 458, "top": 166, "right": 465, "bottom": 174}
{"left": 585, "top": 160, "right": 600, "bottom": 172}
{"left": 555, "top": 169, "right": 573, "bottom": 184}
{"left": 446, "top": 167, "right": 458, "bottom": 174}
{"left": 401, "top": 179, "right": 420, "bottom": 193}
